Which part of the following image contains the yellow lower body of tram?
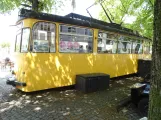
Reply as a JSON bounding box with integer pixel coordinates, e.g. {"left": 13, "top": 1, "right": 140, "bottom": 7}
{"left": 13, "top": 53, "right": 150, "bottom": 92}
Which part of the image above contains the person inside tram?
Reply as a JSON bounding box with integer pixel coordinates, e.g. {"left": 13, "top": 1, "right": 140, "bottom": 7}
{"left": 85, "top": 45, "right": 92, "bottom": 53}
{"left": 79, "top": 45, "right": 84, "bottom": 53}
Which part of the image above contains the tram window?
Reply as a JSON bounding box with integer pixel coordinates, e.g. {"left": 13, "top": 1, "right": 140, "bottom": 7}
{"left": 97, "top": 31, "right": 117, "bottom": 53}
{"left": 144, "top": 41, "right": 150, "bottom": 54}
{"left": 50, "top": 32, "right": 56, "bottom": 52}
{"left": 132, "top": 40, "right": 143, "bottom": 54}
{"left": 118, "top": 36, "right": 132, "bottom": 54}
{"left": 21, "top": 28, "right": 30, "bottom": 52}
{"left": 118, "top": 42, "right": 132, "bottom": 53}
{"left": 76, "top": 28, "right": 84, "bottom": 35}
{"left": 85, "top": 29, "right": 93, "bottom": 36}
{"left": 68, "top": 27, "right": 76, "bottom": 33}
{"left": 59, "top": 25, "right": 93, "bottom": 53}
{"left": 15, "top": 33, "right": 21, "bottom": 52}
{"left": 16, "top": 22, "right": 23, "bottom": 31}
{"left": 32, "top": 22, "right": 56, "bottom": 52}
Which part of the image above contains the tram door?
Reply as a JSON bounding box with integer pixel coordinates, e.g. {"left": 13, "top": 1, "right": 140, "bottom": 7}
{"left": 16, "top": 28, "right": 30, "bottom": 83}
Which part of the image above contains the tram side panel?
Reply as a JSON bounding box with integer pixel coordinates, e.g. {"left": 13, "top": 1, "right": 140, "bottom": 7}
{"left": 23, "top": 53, "right": 97, "bottom": 92}
{"left": 22, "top": 53, "right": 139, "bottom": 92}
{"left": 95, "top": 54, "right": 138, "bottom": 77}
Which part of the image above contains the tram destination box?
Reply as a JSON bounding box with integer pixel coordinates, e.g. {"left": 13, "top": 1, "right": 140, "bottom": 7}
{"left": 75, "top": 73, "right": 110, "bottom": 93}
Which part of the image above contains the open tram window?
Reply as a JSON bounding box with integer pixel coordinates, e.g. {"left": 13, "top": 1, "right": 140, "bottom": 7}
{"left": 118, "top": 36, "right": 132, "bottom": 54}
{"left": 144, "top": 41, "right": 150, "bottom": 54}
{"left": 97, "top": 31, "right": 117, "bottom": 53}
{"left": 32, "top": 22, "right": 56, "bottom": 52}
{"left": 15, "top": 22, "right": 23, "bottom": 52}
{"left": 132, "top": 39, "right": 143, "bottom": 54}
{"left": 15, "top": 33, "right": 21, "bottom": 52}
{"left": 59, "top": 25, "right": 93, "bottom": 53}
{"left": 21, "top": 28, "right": 30, "bottom": 52}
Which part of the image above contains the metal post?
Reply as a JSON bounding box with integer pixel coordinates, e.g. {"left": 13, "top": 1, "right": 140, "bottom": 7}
{"left": 99, "top": 2, "right": 113, "bottom": 23}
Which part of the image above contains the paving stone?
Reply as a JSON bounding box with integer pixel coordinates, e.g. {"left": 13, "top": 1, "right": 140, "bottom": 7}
{"left": 0, "top": 71, "right": 143, "bottom": 120}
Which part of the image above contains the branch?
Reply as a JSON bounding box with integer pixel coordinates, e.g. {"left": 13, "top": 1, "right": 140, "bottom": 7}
{"left": 27, "top": 0, "right": 32, "bottom": 3}
{"left": 148, "top": 0, "right": 154, "bottom": 8}
{"left": 120, "top": 0, "right": 128, "bottom": 13}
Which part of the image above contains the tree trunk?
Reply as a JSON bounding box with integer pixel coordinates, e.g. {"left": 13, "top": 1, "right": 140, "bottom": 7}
{"left": 148, "top": 0, "right": 161, "bottom": 120}
{"left": 32, "top": 0, "right": 39, "bottom": 12}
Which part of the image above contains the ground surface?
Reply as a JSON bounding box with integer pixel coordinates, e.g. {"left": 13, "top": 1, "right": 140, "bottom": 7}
{"left": 0, "top": 71, "right": 143, "bottom": 120}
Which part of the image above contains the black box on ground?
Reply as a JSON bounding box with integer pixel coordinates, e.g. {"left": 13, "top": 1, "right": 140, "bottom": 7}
{"left": 137, "top": 59, "right": 151, "bottom": 79}
{"left": 75, "top": 73, "right": 110, "bottom": 93}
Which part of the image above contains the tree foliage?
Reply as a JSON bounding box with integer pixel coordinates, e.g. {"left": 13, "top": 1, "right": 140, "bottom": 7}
{"left": 0, "top": 42, "right": 10, "bottom": 48}
{"left": 98, "top": 0, "right": 154, "bottom": 38}
{"left": 0, "top": 0, "right": 68, "bottom": 13}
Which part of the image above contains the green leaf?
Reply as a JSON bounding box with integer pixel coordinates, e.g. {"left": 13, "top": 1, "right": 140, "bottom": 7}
{"left": 97, "top": 0, "right": 153, "bottom": 39}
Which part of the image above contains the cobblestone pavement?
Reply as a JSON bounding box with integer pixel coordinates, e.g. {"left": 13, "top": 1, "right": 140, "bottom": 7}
{"left": 0, "top": 72, "right": 143, "bottom": 120}
{"left": 120, "top": 103, "right": 143, "bottom": 120}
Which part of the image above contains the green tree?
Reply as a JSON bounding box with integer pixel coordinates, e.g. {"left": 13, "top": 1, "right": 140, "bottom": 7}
{"left": 0, "top": 42, "right": 10, "bottom": 48}
{"left": 148, "top": 0, "right": 161, "bottom": 119}
{"left": 98, "top": 0, "right": 161, "bottom": 119}
{"left": 0, "top": 42, "right": 10, "bottom": 54}
{"left": 98, "top": 0, "right": 154, "bottom": 38}
{"left": 0, "top": 0, "right": 73, "bottom": 13}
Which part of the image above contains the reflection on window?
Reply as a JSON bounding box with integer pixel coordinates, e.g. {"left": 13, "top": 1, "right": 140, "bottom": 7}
{"left": 118, "top": 36, "right": 132, "bottom": 53}
{"left": 98, "top": 32, "right": 117, "bottom": 40}
{"left": 144, "top": 41, "right": 150, "bottom": 54}
{"left": 33, "top": 40, "right": 49, "bottom": 52}
{"left": 59, "top": 25, "right": 93, "bottom": 53}
{"left": 68, "top": 27, "right": 76, "bottom": 33}
{"left": 132, "top": 40, "right": 143, "bottom": 54}
{"left": 97, "top": 31, "right": 117, "bottom": 53}
{"left": 21, "top": 28, "right": 30, "bottom": 52}
{"left": 50, "top": 32, "right": 56, "bottom": 52}
{"left": 32, "top": 22, "right": 56, "bottom": 52}
{"left": 15, "top": 33, "right": 21, "bottom": 52}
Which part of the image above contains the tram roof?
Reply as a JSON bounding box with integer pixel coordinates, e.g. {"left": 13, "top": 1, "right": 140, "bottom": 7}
{"left": 18, "top": 9, "right": 151, "bottom": 41}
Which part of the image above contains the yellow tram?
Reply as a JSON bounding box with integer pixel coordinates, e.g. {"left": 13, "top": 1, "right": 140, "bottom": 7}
{"left": 7, "top": 9, "right": 151, "bottom": 92}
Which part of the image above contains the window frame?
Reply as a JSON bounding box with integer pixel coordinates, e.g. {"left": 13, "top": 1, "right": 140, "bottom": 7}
{"left": 117, "top": 35, "right": 144, "bottom": 54}
{"left": 15, "top": 22, "right": 23, "bottom": 53}
{"left": 117, "top": 41, "right": 132, "bottom": 54}
{"left": 15, "top": 31, "right": 22, "bottom": 53}
{"left": 97, "top": 31, "right": 118, "bottom": 54}
{"left": 143, "top": 41, "right": 151, "bottom": 54}
{"left": 131, "top": 39, "right": 143, "bottom": 54}
{"left": 59, "top": 24, "right": 94, "bottom": 54}
{"left": 20, "top": 27, "right": 31, "bottom": 53}
{"left": 32, "top": 21, "right": 56, "bottom": 53}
